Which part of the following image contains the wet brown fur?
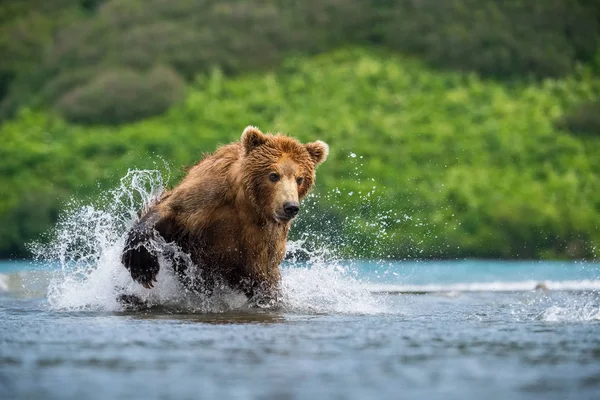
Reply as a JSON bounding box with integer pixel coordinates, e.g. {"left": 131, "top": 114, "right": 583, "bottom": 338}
{"left": 122, "top": 126, "right": 328, "bottom": 300}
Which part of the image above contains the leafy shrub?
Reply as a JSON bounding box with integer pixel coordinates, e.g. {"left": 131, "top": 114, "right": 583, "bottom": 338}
{"left": 55, "top": 65, "right": 185, "bottom": 124}
{"left": 0, "top": 189, "right": 62, "bottom": 258}
{"left": 556, "top": 101, "right": 600, "bottom": 136}
{"left": 79, "top": 0, "right": 106, "bottom": 12}
{"left": 0, "top": 1, "right": 83, "bottom": 118}
{"left": 39, "top": 67, "right": 100, "bottom": 104}
{"left": 30, "top": 0, "right": 371, "bottom": 122}
{"left": 43, "top": 0, "right": 370, "bottom": 77}
{"left": 377, "top": 0, "right": 600, "bottom": 79}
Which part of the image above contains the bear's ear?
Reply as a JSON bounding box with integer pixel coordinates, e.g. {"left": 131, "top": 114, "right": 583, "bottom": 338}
{"left": 241, "top": 126, "right": 267, "bottom": 152}
{"left": 305, "top": 140, "right": 329, "bottom": 166}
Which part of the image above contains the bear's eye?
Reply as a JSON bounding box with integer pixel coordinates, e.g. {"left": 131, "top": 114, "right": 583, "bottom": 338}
{"left": 269, "top": 172, "right": 280, "bottom": 183}
{"left": 296, "top": 177, "right": 304, "bottom": 186}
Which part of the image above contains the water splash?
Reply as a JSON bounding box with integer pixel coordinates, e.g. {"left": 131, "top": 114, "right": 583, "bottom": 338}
{"left": 32, "top": 169, "right": 167, "bottom": 311}
{"left": 506, "top": 289, "right": 600, "bottom": 323}
{"left": 281, "top": 258, "right": 389, "bottom": 314}
{"left": 537, "top": 304, "right": 600, "bottom": 322}
{"left": 534, "top": 292, "right": 600, "bottom": 322}
{"left": 32, "top": 169, "right": 388, "bottom": 314}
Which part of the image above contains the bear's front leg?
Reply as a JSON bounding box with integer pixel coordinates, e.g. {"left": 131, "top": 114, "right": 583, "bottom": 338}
{"left": 122, "top": 209, "right": 162, "bottom": 288}
{"left": 243, "top": 280, "right": 282, "bottom": 308}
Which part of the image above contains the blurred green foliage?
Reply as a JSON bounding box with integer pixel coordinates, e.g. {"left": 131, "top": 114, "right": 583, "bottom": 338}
{"left": 376, "top": 0, "right": 600, "bottom": 79}
{"left": 1, "top": 0, "right": 598, "bottom": 123}
{"left": 54, "top": 65, "right": 186, "bottom": 125}
{"left": 555, "top": 100, "right": 600, "bottom": 137}
{"left": 1, "top": 48, "right": 599, "bottom": 259}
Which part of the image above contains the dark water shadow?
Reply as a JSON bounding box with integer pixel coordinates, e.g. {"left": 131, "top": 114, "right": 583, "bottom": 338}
{"left": 114, "top": 308, "right": 287, "bottom": 325}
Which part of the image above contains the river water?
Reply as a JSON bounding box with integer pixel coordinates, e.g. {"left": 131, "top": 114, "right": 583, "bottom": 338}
{"left": 1, "top": 259, "right": 600, "bottom": 400}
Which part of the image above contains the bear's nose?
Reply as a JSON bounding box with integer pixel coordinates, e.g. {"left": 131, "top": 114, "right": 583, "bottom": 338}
{"left": 283, "top": 202, "right": 300, "bottom": 218}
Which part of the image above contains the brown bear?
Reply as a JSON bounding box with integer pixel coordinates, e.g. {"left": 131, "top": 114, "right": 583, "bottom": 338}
{"left": 121, "top": 126, "right": 328, "bottom": 302}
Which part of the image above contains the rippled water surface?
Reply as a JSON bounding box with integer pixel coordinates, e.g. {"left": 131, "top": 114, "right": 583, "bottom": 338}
{"left": 2, "top": 260, "right": 600, "bottom": 400}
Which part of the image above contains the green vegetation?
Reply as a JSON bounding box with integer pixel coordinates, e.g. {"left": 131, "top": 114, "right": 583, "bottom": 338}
{"left": 2, "top": 1, "right": 599, "bottom": 123}
{"left": 2, "top": 48, "right": 599, "bottom": 259}
{"left": 1, "top": 0, "right": 599, "bottom": 259}
{"left": 555, "top": 100, "right": 600, "bottom": 137}
{"left": 54, "top": 65, "right": 186, "bottom": 125}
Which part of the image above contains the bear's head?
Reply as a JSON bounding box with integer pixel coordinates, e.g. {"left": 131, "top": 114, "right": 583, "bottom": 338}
{"left": 240, "top": 126, "right": 328, "bottom": 224}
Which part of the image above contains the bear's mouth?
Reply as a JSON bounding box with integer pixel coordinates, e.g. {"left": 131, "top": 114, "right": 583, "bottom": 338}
{"left": 274, "top": 213, "right": 295, "bottom": 223}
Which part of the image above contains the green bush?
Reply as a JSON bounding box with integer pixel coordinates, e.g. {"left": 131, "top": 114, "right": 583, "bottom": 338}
{"left": 556, "top": 100, "right": 600, "bottom": 136}
{"left": 0, "top": 189, "right": 62, "bottom": 257}
{"left": 55, "top": 65, "right": 185, "bottom": 125}
{"left": 377, "top": 0, "right": 600, "bottom": 79}
{"left": 36, "top": 0, "right": 600, "bottom": 84}
{"left": 29, "top": 0, "right": 371, "bottom": 123}
{"left": 42, "top": 0, "right": 370, "bottom": 76}
{"left": 0, "top": 1, "right": 83, "bottom": 118}
{"left": 39, "top": 67, "right": 100, "bottom": 104}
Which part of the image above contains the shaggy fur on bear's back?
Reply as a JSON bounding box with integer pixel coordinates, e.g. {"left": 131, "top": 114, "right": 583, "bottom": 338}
{"left": 121, "top": 126, "right": 328, "bottom": 301}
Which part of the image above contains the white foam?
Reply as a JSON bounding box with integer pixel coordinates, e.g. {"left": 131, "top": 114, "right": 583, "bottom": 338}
{"left": 0, "top": 273, "right": 8, "bottom": 292}
{"left": 281, "top": 261, "right": 390, "bottom": 314}
{"left": 537, "top": 303, "right": 600, "bottom": 322}
{"left": 367, "top": 279, "right": 600, "bottom": 293}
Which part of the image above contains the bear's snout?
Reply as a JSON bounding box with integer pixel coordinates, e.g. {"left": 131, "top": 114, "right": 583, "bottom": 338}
{"left": 283, "top": 201, "right": 300, "bottom": 219}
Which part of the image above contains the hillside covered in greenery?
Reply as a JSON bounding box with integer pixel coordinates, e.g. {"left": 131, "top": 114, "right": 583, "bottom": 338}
{"left": 2, "top": 0, "right": 599, "bottom": 123}
{"left": 1, "top": 0, "right": 599, "bottom": 259}
{"left": 2, "top": 47, "right": 599, "bottom": 259}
